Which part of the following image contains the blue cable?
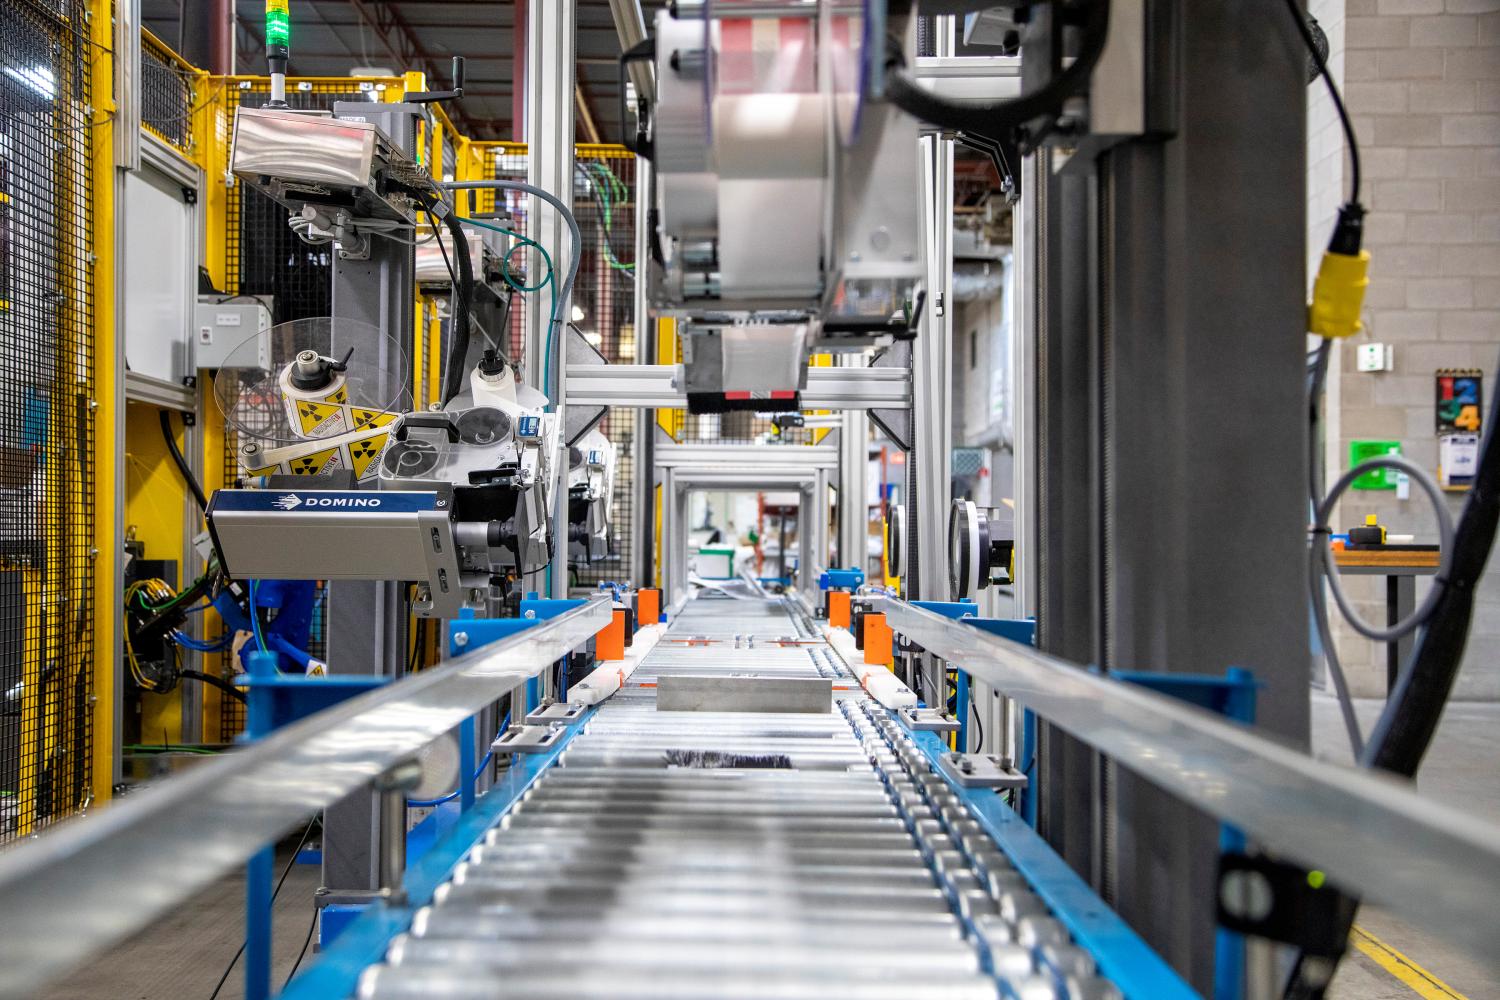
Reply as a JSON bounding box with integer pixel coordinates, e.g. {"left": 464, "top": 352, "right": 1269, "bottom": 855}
{"left": 171, "top": 631, "right": 234, "bottom": 652}
{"left": 407, "top": 714, "right": 509, "bottom": 808}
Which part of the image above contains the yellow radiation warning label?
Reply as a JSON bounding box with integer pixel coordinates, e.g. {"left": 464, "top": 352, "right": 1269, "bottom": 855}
{"left": 295, "top": 398, "right": 347, "bottom": 437}
{"left": 290, "top": 446, "right": 342, "bottom": 476}
{"left": 350, "top": 407, "right": 398, "bottom": 430}
{"left": 349, "top": 432, "right": 389, "bottom": 481}
{"left": 329, "top": 386, "right": 348, "bottom": 404}
{"left": 241, "top": 425, "right": 389, "bottom": 481}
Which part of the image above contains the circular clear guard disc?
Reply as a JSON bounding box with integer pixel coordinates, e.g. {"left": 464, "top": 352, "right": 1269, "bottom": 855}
{"left": 212, "top": 317, "right": 411, "bottom": 448}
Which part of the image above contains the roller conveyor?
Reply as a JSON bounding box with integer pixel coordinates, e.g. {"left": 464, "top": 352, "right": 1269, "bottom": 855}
{"left": 355, "top": 595, "right": 1123, "bottom": 1000}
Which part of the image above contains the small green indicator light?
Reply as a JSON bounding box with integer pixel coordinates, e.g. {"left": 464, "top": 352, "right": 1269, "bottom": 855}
{"left": 1307, "top": 870, "right": 1326, "bottom": 890}
{"left": 265, "top": 0, "right": 291, "bottom": 48}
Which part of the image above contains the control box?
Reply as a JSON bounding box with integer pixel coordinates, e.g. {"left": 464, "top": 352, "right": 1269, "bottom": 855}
{"left": 193, "top": 297, "right": 272, "bottom": 370}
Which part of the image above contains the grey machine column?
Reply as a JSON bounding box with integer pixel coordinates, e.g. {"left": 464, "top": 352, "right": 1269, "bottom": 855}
{"left": 1023, "top": 3, "right": 1312, "bottom": 990}
{"left": 320, "top": 102, "right": 420, "bottom": 902}
{"left": 1098, "top": 6, "right": 1309, "bottom": 988}
{"left": 525, "top": 0, "right": 577, "bottom": 600}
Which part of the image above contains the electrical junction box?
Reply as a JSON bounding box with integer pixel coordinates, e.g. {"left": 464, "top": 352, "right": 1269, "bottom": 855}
{"left": 1357, "top": 343, "right": 1393, "bottom": 373}
{"left": 194, "top": 298, "right": 271, "bottom": 370}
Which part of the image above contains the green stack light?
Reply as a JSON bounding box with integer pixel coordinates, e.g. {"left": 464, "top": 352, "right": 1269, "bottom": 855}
{"left": 265, "top": 0, "right": 291, "bottom": 50}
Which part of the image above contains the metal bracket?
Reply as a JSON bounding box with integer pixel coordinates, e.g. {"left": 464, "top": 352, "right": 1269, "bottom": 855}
{"left": 898, "top": 706, "right": 961, "bottom": 733}
{"left": 524, "top": 701, "right": 586, "bottom": 725}
{"left": 491, "top": 724, "right": 565, "bottom": 755}
{"left": 937, "top": 751, "right": 1029, "bottom": 791}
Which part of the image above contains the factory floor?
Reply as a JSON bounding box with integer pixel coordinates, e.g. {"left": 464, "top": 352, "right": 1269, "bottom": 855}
{"left": 38, "top": 833, "right": 321, "bottom": 1000}
{"left": 1313, "top": 693, "right": 1500, "bottom": 1000}
{"left": 34, "top": 695, "right": 1500, "bottom": 1000}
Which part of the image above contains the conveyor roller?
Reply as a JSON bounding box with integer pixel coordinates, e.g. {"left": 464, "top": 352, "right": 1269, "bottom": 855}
{"left": 355, "top": 596, "right": 1122, "bottom": 1000}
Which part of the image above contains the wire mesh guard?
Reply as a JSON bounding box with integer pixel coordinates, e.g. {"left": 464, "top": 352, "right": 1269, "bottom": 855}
{"left": 0, "top": 0, "right": 97, "bottom": 842}
{"left": 139, "top": 37, "right": 195, "bottom": 153}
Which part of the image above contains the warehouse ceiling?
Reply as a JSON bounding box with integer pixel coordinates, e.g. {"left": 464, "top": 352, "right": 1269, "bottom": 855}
{"left": 142, "top": 0, "right": 665, "bottom": 141}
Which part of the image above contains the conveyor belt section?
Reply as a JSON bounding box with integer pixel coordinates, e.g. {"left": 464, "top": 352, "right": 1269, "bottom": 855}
{"left": 355, "top": 706, "right": 1123, "bottom": 994}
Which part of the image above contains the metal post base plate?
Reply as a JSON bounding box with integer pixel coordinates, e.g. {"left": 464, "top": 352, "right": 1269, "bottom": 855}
{"left": 525, "top": 701, "right": 586, "bottom": 725}
{"left": 937, "top": 751, "right": 1029, "bottom": 790}
{"left": 491, "top": 725, "right": 566, "bottom": 755}
{"left": 898, "top": 706, "right": 961, "bottom": 733}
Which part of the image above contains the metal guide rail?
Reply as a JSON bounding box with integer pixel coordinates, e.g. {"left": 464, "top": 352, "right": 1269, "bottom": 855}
{"left": 345, "top": 594, "right": 1159, "bottom": 999}
{"left": 880, "top": 597, "right": 1500, "bottom": 977}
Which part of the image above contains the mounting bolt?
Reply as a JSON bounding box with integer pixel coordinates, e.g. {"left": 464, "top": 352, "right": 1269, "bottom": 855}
{"left": 453, "top": 632, "right": 469, "bottom": 648}
{"left": 524, "top": 610, "right": 537, "bottom": 619}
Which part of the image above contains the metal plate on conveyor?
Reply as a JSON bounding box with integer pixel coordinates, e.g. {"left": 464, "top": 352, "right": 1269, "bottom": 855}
{"left": 525, "top": 701, "right": 587, "bottom": 725}
{"left": 492, "top": 724, "right": 566, "bottom": 754}
{"left": 937, "top": 752, "right": 1029, "bottom": 790}
{"left": 656, "top": 675, "right": 833, "bottom": 714}
{"left": 898, "top": 706, "right": 961, "bottom": 733}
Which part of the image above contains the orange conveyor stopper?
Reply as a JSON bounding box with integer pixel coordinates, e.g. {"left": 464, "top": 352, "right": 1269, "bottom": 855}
{"left": 636, "top": 588, "right": 660, "bottom": 627}
{"left": 828, "top": 591, "right": 852, "bottom": 629}
{"left": 863, "top": 612, "right": 893, "bottom": 668}
{"left": 597, "top": 608, "right": 627, "bottom": 661}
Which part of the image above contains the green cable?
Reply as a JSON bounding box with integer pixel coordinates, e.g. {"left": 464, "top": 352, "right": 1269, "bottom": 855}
{"left": 584, "top": 163, "right": 635, "bottom": 273}
{"left": 455, "top": 214, "right": 561, "bottom": 398}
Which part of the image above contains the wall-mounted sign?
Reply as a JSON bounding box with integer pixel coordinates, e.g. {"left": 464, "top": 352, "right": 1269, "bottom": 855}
{"left": 1437, "top": 369, "right": 1484, "bottom": 491}
{"left": 1436, "top": 369, "right": 1483, "bottom": 435}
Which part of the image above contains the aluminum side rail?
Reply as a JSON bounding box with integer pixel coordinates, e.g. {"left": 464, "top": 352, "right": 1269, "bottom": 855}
{"left": 565, "top": 364, "right": 912, "bottom": 410}
{"left": 0, "top": 597, "right": 612, "bottom": 1000}
{"left": 881, "top": 598, "right": 1500, "bottom": 973}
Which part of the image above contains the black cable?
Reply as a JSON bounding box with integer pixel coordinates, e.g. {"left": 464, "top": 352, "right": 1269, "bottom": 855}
{"left": 1286, "top": 365, "right": 1500, "bottom": 999}
{"left": 406, "top": 616, "right": 427, "bottom": 673}
{"left": 178, "top": 669, "right": 248, "bottom": 704}
{"left": 883, "top": 2, "right": 1111, "bottom": 144}
{"left": 206, "top": 816, "right": 320, "bottom": 1000}
{"left": 427, "top": 208, "right": 460, "bottom": 290}
{"left": 425, "top": 205, "right": 475, "bottom": 406}
{"left": 1281, "top": 0, "right": 1360, "bottom": 204}
{"left": 969, "top": 697, "right": 984, "bottom": 754}
{"left": 160, "top": 409, "right": 209, "bottom": 513}
{"left": 282, "top": 904, "right": 318, "bottom": 990}
{"left": 442, "top": 208, "right": 476, "bottom": 405}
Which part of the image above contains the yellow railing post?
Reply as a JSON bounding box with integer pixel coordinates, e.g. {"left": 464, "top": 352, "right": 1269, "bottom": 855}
{"left": 89, "top": 0, "right": 119, "bottom": 808}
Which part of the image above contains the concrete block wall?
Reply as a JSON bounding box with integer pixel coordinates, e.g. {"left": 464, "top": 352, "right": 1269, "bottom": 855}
{"left": 1312, "top": 0, "right": 1500, "bottom": 699}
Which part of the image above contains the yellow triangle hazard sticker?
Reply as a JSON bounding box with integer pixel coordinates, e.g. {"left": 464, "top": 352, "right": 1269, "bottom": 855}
{"left": 245, "top": 465, "right": 279, "bottom": 477}
{"left": 289, "top": 446, "right": 341, "bottom": 476}
{"left": 295, "top": 399, "right": 342, "bottom": 434}
{"left": 349, "top": 433, "right": 389, "bottom": 481}
{"left": 350, "top": 407, "right": 398, "bottom": 430}
{"left": 328, "top": 386, "right": 348, "bottom": 404}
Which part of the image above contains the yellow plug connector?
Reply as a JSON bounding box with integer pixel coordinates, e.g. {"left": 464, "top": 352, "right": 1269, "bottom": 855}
{"left": 1308, "top": 248, "right": 1370, "bottom": 339}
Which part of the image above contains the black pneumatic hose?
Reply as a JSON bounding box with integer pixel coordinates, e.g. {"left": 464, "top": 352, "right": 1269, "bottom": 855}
{"left": 441, "top": 180, "right": 584, "bottom": 405}
{"left": 178, "top": 669, "right": 248, "bottom": 704}
{"left": 160, "top": 409, "right": 209, "bottom": 512}
{"left": 1285, "top": 357, "right": 1500, "bottom": 999}
{"left": 438, "top": 206, "right": 476, "bottom": 405}
{"left": 1363, "top": 360, "right": 1500, "bottom": 776}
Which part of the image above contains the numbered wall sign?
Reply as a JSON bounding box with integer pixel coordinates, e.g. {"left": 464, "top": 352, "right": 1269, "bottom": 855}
{"left": 1436, "top": 369, "right": 1484, "bottom": 434}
